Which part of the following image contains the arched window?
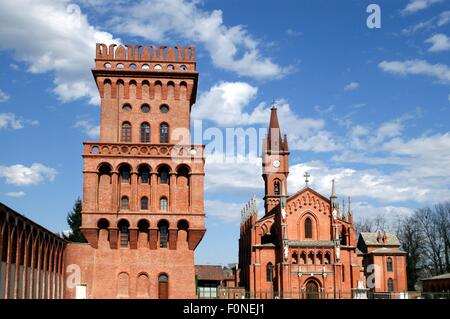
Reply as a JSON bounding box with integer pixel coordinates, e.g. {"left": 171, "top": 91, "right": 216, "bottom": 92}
{"left": 158, "top": 221, "right": 169, "bottom": 248}
{"left": 122, "top": 103, "right": 131, "bottom": 112}
{"left": 121, "top": 122, "right": 131, "bottom": 142}
{"left": 305, "top": 217, "right": 312, "bottom": 239}
{"left": 121, "top": 196, "right": 129, "bottom": 210}
{"left": 266, "top": 263, "right": 274, "bottom": 282}
{"left": 160, "top": 104, "right": 169, "bottom": 113}
{"left": 140, "top": 123, "right": 150, "bottom": 143}
{"left": 387, "top": 257, "right": 393, "bottom": 272}
{"left": 160, "top": 123, "right": 169, "bottom": 143}
{"left": 118, "top": 220, "right": 129, "bottom": 247}
{"left": 274, "top": 180, "right": 280, "bottom": 195}
{"left": 141, "top": 197, "right": 149, "bottom": 210}
{"left": 341, "top": 227, "right": 347, "bottom": 245}
{"left": 158, "top": 274, "right": 169, "bottom": 299}
{"left": 138, "top": 166, "right": 150, "bottom": 184}
{"left": 158, "top": 166, "right": 169, "bottom": 184}
{"left": 119, "top": 165, "right": 131, "bottom": 183}
{"left": 387, "top": 278, "right": 394, "bottom": 292}
{"left": 160, "top": 197, "right": 168, "bottom": 211}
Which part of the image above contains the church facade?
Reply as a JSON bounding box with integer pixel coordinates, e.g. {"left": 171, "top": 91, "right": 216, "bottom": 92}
{"left": 63, "top": 43, "right": 206, "bottom": 299}
{"left": 237, "top": 106, "right": 408, "bottom": 298}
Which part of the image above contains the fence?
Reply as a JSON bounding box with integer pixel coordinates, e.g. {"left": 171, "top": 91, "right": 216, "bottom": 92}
{"left": 199, "top": 289, "right": 450, "bottom": 300}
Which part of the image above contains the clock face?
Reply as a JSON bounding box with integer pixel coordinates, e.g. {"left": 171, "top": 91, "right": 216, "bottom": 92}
{"left": 272, "top": 160, "right": 281, "bottom": 168}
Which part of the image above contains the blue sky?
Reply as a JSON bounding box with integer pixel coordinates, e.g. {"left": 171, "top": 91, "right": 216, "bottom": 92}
{"left": 0, "top": 0, "right": 449, "bottom": 265}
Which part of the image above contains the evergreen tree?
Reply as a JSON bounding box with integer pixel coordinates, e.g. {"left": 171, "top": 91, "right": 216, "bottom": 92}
{"left": 64, "top": 198, "right": 87, "bottom": 243}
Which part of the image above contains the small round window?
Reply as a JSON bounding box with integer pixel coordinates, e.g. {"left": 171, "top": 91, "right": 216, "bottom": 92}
{"left": 154, "top": 64, "right": 163, "bottom": 70}
{"left": 104, "top": 63, "right": 112, "bottom": 68}
{"left": 180, "top": 65, "right": 188, "bottom": 70}
{"left": 142, "top": 64, "right": 150, "bottom": 70}
{"left": 141, "top": 104, "right": 150, "bottom": 113}
{"left": 167, "top": 64, "right": 174, "bottom": 70}
{"left": 160, "top": 105, "right": 169, "bottom": 113}
{"left": 116, "top": 63, "right": 124, "bottom": 69}
{"left": 122, "top": 104, "right": 132, "bottom": 112}
{"left": 129, "top": 63, "right": 137, "bottom": 69}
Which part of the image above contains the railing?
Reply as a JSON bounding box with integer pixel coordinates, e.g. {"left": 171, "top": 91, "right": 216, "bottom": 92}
{"left": 200, "top": 289, "right": 450, "bottom": 299}
{"left": 83, "top": 142, "right": 204, "bottom": 159}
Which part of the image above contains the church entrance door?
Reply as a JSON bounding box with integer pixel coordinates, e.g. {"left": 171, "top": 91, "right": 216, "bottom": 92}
{"left": 305, "top": 280, "right": 319, "bottom": 299}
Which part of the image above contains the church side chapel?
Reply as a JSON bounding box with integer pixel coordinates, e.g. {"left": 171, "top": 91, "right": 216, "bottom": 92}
{"left": 237, "top": 106, "right": 407, "bottom": 298}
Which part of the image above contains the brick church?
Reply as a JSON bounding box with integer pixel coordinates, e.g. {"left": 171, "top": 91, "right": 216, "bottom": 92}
{"left": 237, "top": 106, "right": 408, "bottom": 298}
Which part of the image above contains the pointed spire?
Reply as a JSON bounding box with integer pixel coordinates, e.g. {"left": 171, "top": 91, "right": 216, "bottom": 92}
{"left": 267, "top": 101, "right": 282, "bottom": 153}
{"left": 283, "top": 134, "right": 289, "bottom": 151}
{"left": 347, "top": 196, "right": 352, "bottom": 215}
{"left": 281, "top": 179, "right": 287, "bottom": 208}
{"left": 330, "top": 179, "right": 337, "bottom": 209}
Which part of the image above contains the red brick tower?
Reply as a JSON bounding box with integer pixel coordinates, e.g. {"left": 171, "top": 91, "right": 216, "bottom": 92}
{"left": 262, "top": 105, "right": 290, "bottom": 214}
{"left": 74, "top": 43, "right": 205, "bottom": 299}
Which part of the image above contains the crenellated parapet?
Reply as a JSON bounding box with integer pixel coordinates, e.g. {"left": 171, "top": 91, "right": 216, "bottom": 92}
{"left": 94, "top": 43, "right": 196, "bottom": 72}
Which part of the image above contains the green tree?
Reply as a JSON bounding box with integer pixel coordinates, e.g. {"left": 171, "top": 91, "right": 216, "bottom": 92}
{"left": 64, "top": 198, "right": 87, "bottom": 243}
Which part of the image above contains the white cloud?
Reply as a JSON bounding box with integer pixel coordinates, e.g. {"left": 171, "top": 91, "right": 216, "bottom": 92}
{"left": 0, "top": 0, "right": 119, "bottom": 105}
{"left": 205, "top": 153, "right": 262, "bottom": 193}
{"left": 402, "top": 11, "right": 450, "bottom": 34}
{"left": 106, "top": 0, "right": 288, "bottom": 79}
{"left": 437, "top": 10, "right": 450, "bottom": 26}
{"left": 0, "top": 89, "right": 10, "bottom": 103}
{"left": 193, "top": 82, "right": 340, "bottom": 153}
{"left": 205, "top": 199, "right": 246, "bottom": 224}
{"left": 425, "top": 33, "right": 450, "bottom": 52}
{"left": 286, "top": 29, "right": 303, "bottom": 37}
{"left": 0, "top": 113, "right": 39, "bottom": 130}
{"left": 192, "top": 82, "right": 258, "bottom": 126}
{"left": 0, "top": 163, "right": 57, "bottom": 186}
{"left": 74, "top": 119, "right": 100, "bottom": 138}
{"left": 0, "top": 113, "right": 23, "bottom": 129}
{"left": 344, "top": 82, "right": 359, "bottom": 91}
{"left": 288, "top": 160, "right": 450, "bottom": 204}
{"left": 5, "top": 191, "right": 26, "bottom": 198}
{"left": 379, "top": 59, "right": 450, "bottom": 83}
{"left": 401, "top": 0, "right": 443, "bottom": 14}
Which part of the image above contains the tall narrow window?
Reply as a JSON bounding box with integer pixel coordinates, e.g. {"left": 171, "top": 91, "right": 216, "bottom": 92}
{"left": 387, "top": 257, "right": 393, "bottom": 272}
{"left": 119, "top": 166, "right": 131, "bottom": 183}
{"left": 121, "top": 196, "right": 129, "bottom": 210}
{"left": 158, "top": 274, "right": 169, "bottom": 299}
{"left": 160, "top": 123, "right": 169, "bottom": 143}
{"left": 141, "top": 197, "right": 149, "bottom": 210}
{"left": 159, "top": 167, "right": 169, "bottom": 184}
{"left": 159, "top": 222, "right": 169, "bottom": 248}
{"left": 160, "top": 197, "right": 168, "bottom": 211}
{"left": 140, "top": 123, "right": 150, "bottom": 143}
{"left": 118, "top": 220, "right": 129, "bottom": 247}
{"left": 139, "top": 166, "right": 150, "bottom": 184}
{"left": 121, "top": 122, "right": 131, "bottom": 142}
{"left": 387, "top": 278, "right": 394, "bottom": 292}
{"left": 274, "top": 181, "right": 280, "bottom": 195}
{"left": 266, "top": 263, "right": 274, "bottom": 282}
{"left": 305, "top": 217, "right": 312, "bottom": 239}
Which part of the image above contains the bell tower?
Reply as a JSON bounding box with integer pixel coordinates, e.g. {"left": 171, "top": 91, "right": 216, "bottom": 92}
{"left": 78, "top": 43, "right": 205, "bottom": 299}
{"left": 262, "top": 104, "right": 289, "bottom": 215}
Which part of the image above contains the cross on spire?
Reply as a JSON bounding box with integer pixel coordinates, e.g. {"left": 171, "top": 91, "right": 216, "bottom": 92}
{"left": 271, "top": 99, "right": 277, "bottom": 110}
{"left": 304, "top": 171, "right": 310, "bottom": 187}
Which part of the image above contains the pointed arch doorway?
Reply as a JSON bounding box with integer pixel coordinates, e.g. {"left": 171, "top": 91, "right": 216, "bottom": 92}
{"left": 304, "top": 279, "right": 320, "bottom": 299}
